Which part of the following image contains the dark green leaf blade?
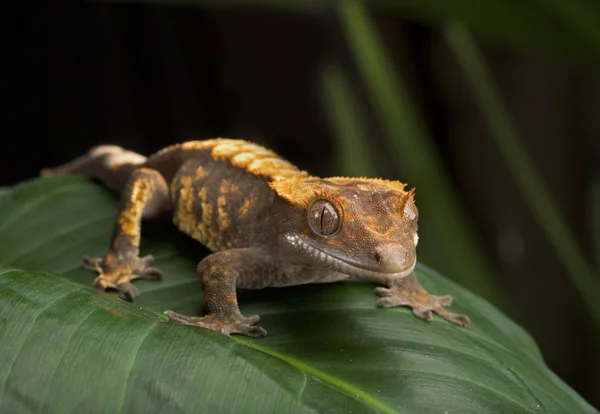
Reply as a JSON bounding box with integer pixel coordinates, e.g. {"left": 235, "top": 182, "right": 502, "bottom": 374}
{"left": 0, "top": 267, "right": 371, "bottom": 414}
{"left": 0, "top": 176, "right": 596, "bottom": 413}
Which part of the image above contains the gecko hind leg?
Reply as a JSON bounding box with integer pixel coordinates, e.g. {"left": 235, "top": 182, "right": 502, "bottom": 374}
{"left": 85, "top": 167, "right": 171, "bottom": 300}
{"left": 375, "top": 272, "right": 470, "bottom": 327}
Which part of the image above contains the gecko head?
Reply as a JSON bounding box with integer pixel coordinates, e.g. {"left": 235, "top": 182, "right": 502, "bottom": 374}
{"left": 269, "top": 176, "right": 419, "bottom": 279}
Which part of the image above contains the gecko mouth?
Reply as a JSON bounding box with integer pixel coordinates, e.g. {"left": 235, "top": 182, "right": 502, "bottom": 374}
{"left": 283, "top": 232, "right": 415, "bottom": 280}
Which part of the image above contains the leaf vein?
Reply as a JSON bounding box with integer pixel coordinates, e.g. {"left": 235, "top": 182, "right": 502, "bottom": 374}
{"left": 38, "top": 304, "right": 101, "bottom": 411}
{"left": 0, "top": 183, "right": 91, "bottom": 233}
{"left": 0, "top": 285, "right": 85, "bottom": 407}
{"left": 117, "top": 320, "right": 159, "bottom": 414}
{"left": 234, "top": 338, "right": 399, "bottom": 414}
{"left": 4, "top": 214, "right": 114, "bottom": 265}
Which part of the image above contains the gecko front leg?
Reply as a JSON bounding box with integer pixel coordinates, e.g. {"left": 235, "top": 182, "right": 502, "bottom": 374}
{"left": 166, "top": 248, "right": 277, "bottom": 337}
{"left": 375, "top": 272, "right": 470, "bottom": 326}
{"left": 84, "top": 167, "right": 170, "bottom": 300}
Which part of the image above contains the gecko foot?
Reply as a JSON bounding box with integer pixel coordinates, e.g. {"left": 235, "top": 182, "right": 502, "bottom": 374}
{"left": 374, "top": 275, "right": 470, "bottom": 327}
{"left": 83, "top": 254, "right": 163, "bottom": 301}
{"left": 165, "top": 310, "right": 267, "bottom": 337}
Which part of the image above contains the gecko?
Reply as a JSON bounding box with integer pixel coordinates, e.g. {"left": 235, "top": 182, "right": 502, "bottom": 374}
{"left": 41, "top": 138, "right": 470, "bottom": 337}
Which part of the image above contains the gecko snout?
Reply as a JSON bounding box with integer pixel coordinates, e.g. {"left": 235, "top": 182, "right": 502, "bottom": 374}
{"left": 373, "top": 244, "right": 415, "bottom": 273}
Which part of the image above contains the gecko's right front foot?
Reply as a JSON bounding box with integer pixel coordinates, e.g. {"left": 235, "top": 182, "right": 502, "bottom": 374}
{"left": 83, "top": 253, "right": 163, "bottom": 300}
{"left": 165, "top": 310, "right": 267, "bottom": 337}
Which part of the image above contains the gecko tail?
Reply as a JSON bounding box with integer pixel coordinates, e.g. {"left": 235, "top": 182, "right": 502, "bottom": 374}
{"left": 40, "top": 145, "right": 148, "bottom": 193}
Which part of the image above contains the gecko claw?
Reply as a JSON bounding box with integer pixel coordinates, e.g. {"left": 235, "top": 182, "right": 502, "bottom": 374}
{"left": 165, "top": 311, "right": 267, "bottom": 337}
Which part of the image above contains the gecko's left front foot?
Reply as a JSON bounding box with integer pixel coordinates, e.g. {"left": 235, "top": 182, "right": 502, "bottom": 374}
{"left": 83, "top": 254, "right": 163, "bottom": 301}
{"left": 375, "top": 273, "right": 470, "bottom": 327}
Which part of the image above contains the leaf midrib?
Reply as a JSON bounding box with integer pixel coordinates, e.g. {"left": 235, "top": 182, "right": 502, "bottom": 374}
{"left": 234, "top": 337, "right": 399, "bottom": 414}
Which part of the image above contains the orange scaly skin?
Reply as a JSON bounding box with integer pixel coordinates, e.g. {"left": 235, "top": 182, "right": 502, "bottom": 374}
{"left": 42, "top": 138, "right": 470, "bottom": 337}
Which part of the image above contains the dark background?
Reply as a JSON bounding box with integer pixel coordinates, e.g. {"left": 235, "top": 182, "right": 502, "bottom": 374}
{"left": 5, "top": 2, "right": 600, "bottom": 408}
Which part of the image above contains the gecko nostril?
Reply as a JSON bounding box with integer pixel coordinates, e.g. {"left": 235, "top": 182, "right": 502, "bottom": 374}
{"left": 374, "top": 251, "right": 382, "bottom": 264}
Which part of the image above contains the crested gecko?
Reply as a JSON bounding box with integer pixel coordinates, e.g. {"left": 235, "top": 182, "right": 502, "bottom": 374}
{"left": 42, "top": 139, "right": 470, "bottom": 336}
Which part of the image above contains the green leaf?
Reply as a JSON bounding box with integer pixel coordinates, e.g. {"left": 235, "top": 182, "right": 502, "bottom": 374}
{"left": 0, "top": 176, "right": 596, "bottom": 413}
{"left": 443, "top": 22, "right": 600, "bottom": 330}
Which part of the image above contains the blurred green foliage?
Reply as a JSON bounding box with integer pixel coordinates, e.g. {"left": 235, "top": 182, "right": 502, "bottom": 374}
{"left": 444, "top": 22, "right": 600, "bottom": 328}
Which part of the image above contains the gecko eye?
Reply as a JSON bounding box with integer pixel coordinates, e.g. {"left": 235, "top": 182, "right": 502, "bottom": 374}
{"left": 308, "top": 199, "right": 340, "bottom": 237}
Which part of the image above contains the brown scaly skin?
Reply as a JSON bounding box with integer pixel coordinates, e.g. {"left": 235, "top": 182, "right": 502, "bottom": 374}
{"left": 42, "top": 138, "right": 470, "bottom": 337}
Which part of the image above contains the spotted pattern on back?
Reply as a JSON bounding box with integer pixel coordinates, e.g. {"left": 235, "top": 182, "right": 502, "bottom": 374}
{"left": 177, "top": 139, "right": 309, "bottom": 181}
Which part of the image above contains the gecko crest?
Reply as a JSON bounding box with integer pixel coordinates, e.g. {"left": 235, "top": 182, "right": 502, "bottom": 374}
{"left": 178, "top": 139, "right": 309, "bottom": 181}
{"left": 268, "top": 176, "right": 411, "bottom": 209}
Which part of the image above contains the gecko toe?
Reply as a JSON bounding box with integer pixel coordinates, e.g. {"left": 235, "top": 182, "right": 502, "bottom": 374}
{"left": 140, "top": 266, "right": 164, "bottom": 280}
{"left": 92, "top": 273, "right": 140, "bottom": 301}
{"left": 139, "top": 254, "right": 155, "bottom": 267}
{"left": 377, "top": 295, "right": 410, "bottom": 308}
{"left": 241, "top": 314, "right": 261, "bottom": 325}
{"left": 434, "top": 294, "right": 453, "bottom": 306}
{"left": 117, "top": 282, "right": 140, "bottom": 301}
{"left": 374, "top": 287, "right": 393, "bottom": 297}
{"left": 83, "top": 256, "right": 102, "bottom": 271}
{"left": 92, "top": 275, "right": 110, "bottom": 291}
{"left": 435, "top": 308, "right": 470, "bottom": 327}
{"left": 413, "top": 308, "right": 433, "bottom": 321}
{"left": 231, "top": 324, "right": 266, "bottom": 337}
{"left": 165, "top": 310, "right": 203, "bottom": 326}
